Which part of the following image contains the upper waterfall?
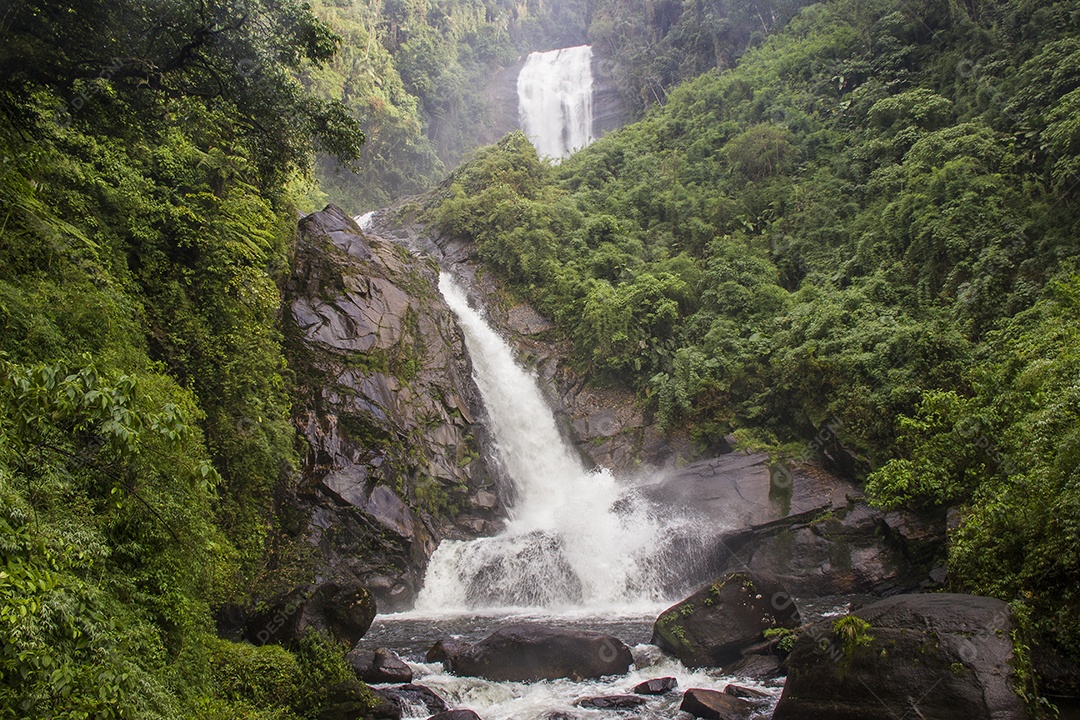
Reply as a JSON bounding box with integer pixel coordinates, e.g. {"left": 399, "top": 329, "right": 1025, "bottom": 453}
{"left": 413, "top": 275, "right": 706, "bottom": 613}
{"left": 517, "top": 45, "right": 595, "bottom": 159}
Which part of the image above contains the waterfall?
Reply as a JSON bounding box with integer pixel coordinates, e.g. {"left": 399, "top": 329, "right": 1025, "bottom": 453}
{"left": 414, "top": 275, "right": 704, "bottom": 613}
{"left": 517, "top": 45, "right": 594, "bottom": 159}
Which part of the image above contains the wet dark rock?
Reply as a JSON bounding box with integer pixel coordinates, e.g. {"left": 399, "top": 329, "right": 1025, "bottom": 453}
{"left": 282, "top": 204, "right": 507, "bottom": 610}
{"left": 452, "top": 625, "right": 633, "bottom": 681}
{"left": 772, "top": 593, "right": 1028, "bottom": 720}
{"left": 633, "top": 676, "right": 679, "bottom": 695}
{"left": 247, "top": 581, "right": 375, "bottom": 648}
{"left": 652, "top": 572, "right": 799, "bottom": 668}
{"left": 346, "top": 647, "right": 413, "bottom": 683}
{"left": 374, "top": 684, "right": 448, "bottom": 716}
{"left": 638, "top": 453, "right": 946, "bottom": 597}
{"left": 575, "top": 695, "right": 647, "bottom": 709}
{"left": 426, "top": 637, "right": 469, "bottom": 670}
{"left": 722, "top": 684, "right": 770, "bottom": 702}
{"left": 368, "top": 692, "right": 403, "bottom": 720}
{"left": 721, "top": 654, "right": 783, "bottom": 680}
{"left": 679, "top": 688, "right": 754, "bottom": 719}
{"left": 427, "top": 711, "right": 482, "bottom": 720}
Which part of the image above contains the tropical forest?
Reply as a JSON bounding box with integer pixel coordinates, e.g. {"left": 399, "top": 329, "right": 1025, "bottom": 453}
{"left": 1, "top": 0, "right": 1078, "bottom": 718}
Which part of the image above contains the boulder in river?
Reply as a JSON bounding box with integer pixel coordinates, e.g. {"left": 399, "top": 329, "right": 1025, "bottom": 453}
{"left": 722, "top": 684, "right": 770, "bottom": 702}
{"left": 452, "top": 625, "right": 633, "bottom": 681}
{"left": 346, "top": 647, "right": 413, "bottom": 683}
{"left": 772, "top": 593, "right": 1028, "bottom": 720}
{"left": 679, "top": 688, "right": 754, "bottom": 719}
{"left": 652, "top": 572, "right": 799, "bottom": 667}
{"left": 638, "top": 453, "right": 945, "bottom": 598}
{"left": 373, "top": 684, "right": 448, "bottom": 716}
{"left": 426, "top": 637, "right": 468, "bottom": 670}
{"left": 633, "top": 676, "right": 679, "bottom": 694}
{"left": 720, "top": 653, "right": 783, "bottom": 679}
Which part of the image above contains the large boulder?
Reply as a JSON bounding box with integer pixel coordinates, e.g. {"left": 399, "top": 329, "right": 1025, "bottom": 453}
{"left": 452, "top": 625, "right": 633, "bottom": 681}
{"left": 426, "top": 637, "right": 469, "bottom": 670}
{"left": 772, "top": 593, "right": 1029, "bottom": 720}
{"left": 346, "top": 647, "right": 413, "bottom": 683}
{"left": 373, "top": 684, "right": 448, "bottom": 717}
{"left": 652, "top": 572, "right": 799, "bottom": 667}
{"left": 679, "top": 688, "right": 753, "bottom": 719}
{"left": 639, "top": 453, "right": 945, "bottom": 598}
{"left": 633, "top": 677, "right": 678, "bottom": 695}
{"left": 427, "top": 712, "right": 482, "bottom": 720}
{"left": 248, "top": 581, "right": 376, "bottom": 648}
{"left": 574, "top": 695, "right": 646, "bottom": 709}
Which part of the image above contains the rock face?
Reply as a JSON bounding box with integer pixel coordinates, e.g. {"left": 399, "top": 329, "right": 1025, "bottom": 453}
{"left": 283, "top": 205, "right": 506, "bottom": 610}
{"left": 247, "top": 581, "right": 376, "bottom": 648}
{"left": 639, "top": 452, "right": 944, "bottom": 597}
{"left": 772, "top": 593, "right": 1029, "bottom": 720}
{"left": 346, "top": 647, "right": 413, "bottom": 684}
{"left": 451, "top": 625, "right": 634, "bottom": 681}
{"left": 652, "top": 572, "right": 800, "bottom": 668}
{"left": 591, "top": 49, "right": 632, "bottom": 139}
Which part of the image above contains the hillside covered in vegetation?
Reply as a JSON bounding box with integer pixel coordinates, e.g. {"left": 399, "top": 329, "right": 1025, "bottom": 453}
{"left": 426, "top": 0, "right": 1080, "bottom": 663}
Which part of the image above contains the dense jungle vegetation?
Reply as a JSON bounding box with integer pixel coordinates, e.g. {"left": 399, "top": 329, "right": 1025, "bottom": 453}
{"left": 0, "top": 0, "right": 376, "bottom": 716}
{"left": 427, "top": 0, "right": 1080, "bottom": 664}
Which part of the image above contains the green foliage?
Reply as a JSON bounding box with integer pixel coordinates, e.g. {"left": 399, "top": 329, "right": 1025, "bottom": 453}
{"left": 0, "top": 0, "right": 363, "bottom": 714}
{"left": 833, "top": 615, "right": 874, "bottom": 666}
{"left": 870, "top": 275, "right": 1080, "bottom": 655}
{"left": 764, "top": 626, "right": 796, "bottom": 653}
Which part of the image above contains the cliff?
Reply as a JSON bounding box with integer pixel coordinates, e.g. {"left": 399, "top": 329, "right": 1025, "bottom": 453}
{"left": 281, "top": 205, "right": 508, "bottom": 610}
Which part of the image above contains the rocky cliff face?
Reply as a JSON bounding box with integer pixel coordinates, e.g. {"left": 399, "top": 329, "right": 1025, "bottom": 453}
{"left": 282, "top": 205, "right": 506, "bottom": 610}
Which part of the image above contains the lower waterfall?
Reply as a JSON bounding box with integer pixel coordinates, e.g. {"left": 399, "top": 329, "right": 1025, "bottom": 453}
{"left": 413, "top": 274, "right": 704, "bottom": 613}
{"left": 364, "top": 275, "right": 781, "bottom": 720}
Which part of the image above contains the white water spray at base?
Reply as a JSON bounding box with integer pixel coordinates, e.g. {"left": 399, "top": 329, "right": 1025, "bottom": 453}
{"left": 415, "top": 275, "right": 704, "bottom": 613}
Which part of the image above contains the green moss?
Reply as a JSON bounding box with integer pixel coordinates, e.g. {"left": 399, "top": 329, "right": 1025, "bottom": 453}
{"left": 764, "top": 627, "right": 796, "bottom": 653}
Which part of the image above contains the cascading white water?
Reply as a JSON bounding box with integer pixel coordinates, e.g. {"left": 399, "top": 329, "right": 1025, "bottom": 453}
{"left": 517, "top": 45, "right": 594, "bottom": 159}
{"left": 414, "top": 275, "right": 703, "bottom": 613}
